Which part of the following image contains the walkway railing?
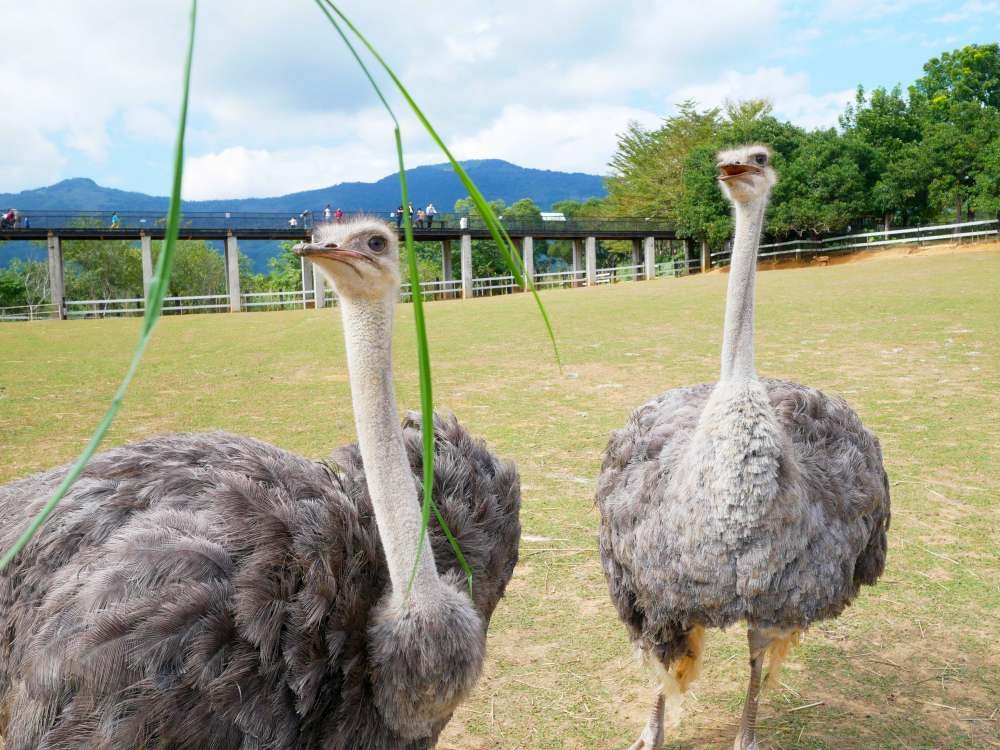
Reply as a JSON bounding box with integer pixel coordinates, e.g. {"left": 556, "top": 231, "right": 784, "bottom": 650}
{"left": 711, "top": 218, "right": 999, "bottom": 265}
{"left": 0, "top": 209, "right": 675, "bottom": 235}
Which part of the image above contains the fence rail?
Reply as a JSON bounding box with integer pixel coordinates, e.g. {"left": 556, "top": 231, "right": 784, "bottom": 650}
{"left": 711, "top": 218, "right": 999, "bottom": 264}
{"left": 5, "top": 218, "right": 994, "bottom": 322}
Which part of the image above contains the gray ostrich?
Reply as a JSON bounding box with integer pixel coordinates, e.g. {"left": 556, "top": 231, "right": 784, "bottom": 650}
{"left": 0, "top": 217, "right": 520, "bottom": 749}
{"left": 596, "top": 145, "right": 890, "bottom": 750}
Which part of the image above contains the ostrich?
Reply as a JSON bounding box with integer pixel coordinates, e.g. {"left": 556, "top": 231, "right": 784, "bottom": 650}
{"left": 596, "top": 145, "right": 890, "bottom": 750}
{"left": 0, "top": 217, "right": 520, "bottom": 749}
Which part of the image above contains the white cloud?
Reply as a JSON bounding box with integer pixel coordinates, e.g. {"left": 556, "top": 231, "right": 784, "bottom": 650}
{"left": 670, "top": 68, "right": 854, "bottom": 129}
{"left": 934, "top": 0, "right": 999, "bottom": 23}
{"left": 2, "top": 0, "right": 973, "bottom": 197}
{"left": 451, "top": 104, "right": 661, "bottom": 176}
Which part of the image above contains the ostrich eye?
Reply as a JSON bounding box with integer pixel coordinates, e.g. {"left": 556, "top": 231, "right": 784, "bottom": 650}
{"left": 754, "top": 153, "right": 767, "bottom": 165}
{"left": 367, "top": 236, "right": 387, "bottom": 253}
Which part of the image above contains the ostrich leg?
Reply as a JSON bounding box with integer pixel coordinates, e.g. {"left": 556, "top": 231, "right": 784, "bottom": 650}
{"left": 628, "top": 692, "right": 665, "bottom": 750}
{"left": 733, "top": 629, "right": 773, "bottom": 750}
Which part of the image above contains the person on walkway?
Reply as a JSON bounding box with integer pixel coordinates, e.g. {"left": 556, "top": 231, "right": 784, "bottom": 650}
{"left": 395, "top": 205, "right": 404, "bottom": 228}
{"left": 288, "top": 215, "right": 298, "bottom": 228}
{"left": 416, "top": 209, "right": 426, "bottom": 228}
{"left": 335, "top": 207, "right": 344, "bottom": 223}
{"left": 110, "top": 212, "right": 121, "bottom": 229}
{"left": 425, "top": 202, "right": 438, "bottom": 228}
{"left": 324, "top": 204, "right": 332, "bottom": 222}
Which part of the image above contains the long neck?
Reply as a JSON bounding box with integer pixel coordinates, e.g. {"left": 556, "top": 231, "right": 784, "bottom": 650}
{"left": 339, "top": 294, "right": 439, "bottom": 598}
{"left": 719, "top": 196, "right": 767, "bottom": 382}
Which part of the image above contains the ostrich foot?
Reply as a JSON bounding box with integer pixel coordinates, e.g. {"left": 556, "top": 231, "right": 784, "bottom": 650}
{"left": 627, "top": 693, "right": 665, "bottom": 750}
{"left": 627, "top": 721, "right": 663, "bottom": 750}
{"left": 732, "top": 739, "right": 759, "bottom": 750}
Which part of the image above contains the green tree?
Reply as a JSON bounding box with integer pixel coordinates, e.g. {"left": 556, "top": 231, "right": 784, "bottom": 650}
{"left": 912, "top": 43, "right": 1000, "bottom": 111}
{"left": 606, "top": 102, "right": 720, "bottom": 220}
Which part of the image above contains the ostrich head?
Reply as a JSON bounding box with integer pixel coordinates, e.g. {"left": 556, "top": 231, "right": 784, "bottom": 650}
{"left": 294, "top": 217, "right": 400, "bottom": 300}
{"left": 716, "top": 144, "right": 777, "bottom": 204}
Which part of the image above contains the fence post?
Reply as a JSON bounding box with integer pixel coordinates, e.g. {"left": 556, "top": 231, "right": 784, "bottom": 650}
{"left": 461, "top": 233, "right": 473, "bottom": 299}
{"left": 47, "top": 233, "right": 65, "bottom": 320}
{"left": 224, "top": 233, "right": 241, "bottom": 312}
{"left": 644, "top": 236, "right": 655, "bottom": 280}
{"left": 140, "top": 233, "right": 154, "bottom": 302}
{"left": 521, "top": 235, "right": 534, "bottom": 290}
{"left": 585, "top": 236, "right": 597, "bottom": 286}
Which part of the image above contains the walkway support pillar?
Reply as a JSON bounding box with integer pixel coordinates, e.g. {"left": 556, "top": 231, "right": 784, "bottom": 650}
{"left": 225, "top": 234, "right": 241, "bottom": 312}
{"left": 441, "top": 239, "right": 453, "bottom": 298}
{"left": 631, "top": 238, "right": 642, "bottom": 279}
{"left": 585, "top": 236, "right": 597, "bottom": 286}
{"left": 571, "top": 239, "right": 582, "bottom": 285}
{"left": 314, "top": 267, "right": 326, "bottom": 308}
{"left": 460, "top": 233, "right": 473, "bottom": 299}
{"left": 301, "top": 257, "right": 314, "bottom": 308}
{"left": 521, "top": 236, "right": 534, "bottom": 289}
{"left": 47, "top": 233, "right": 65, "bottom": 320}
{"left": 644, "top": 236, "right": 656, "bottom": 280}
{"left": 700, "top": 240, "right": 710, "bottom": 273}
{"left": 140, "top": 233, "right": 153, "bottom": 300}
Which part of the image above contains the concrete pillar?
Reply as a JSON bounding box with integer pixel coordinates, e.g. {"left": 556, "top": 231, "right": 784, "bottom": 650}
{"left": 684, "top": 238, "right": 695, "bottom": 275}
{"left": 47, "top": 234, "right": 65, "bottom": 319}
{"left": 225, "top": 234, "right": 241, "bottom": 312}
{"left": 460, "top": 233, "right": 473, "bottom": 299}
{"left": 300, "top": 256, "right": 314, "bottom": 309}
{"left": 521, "top": 236, "right": 534, "bottom": 289}
{"left": 585, "top": 236, "right": 597, "bottom": 286}
{"left": 314, "top": 268, "right": 326, "bottom": 308}
{"left": 441, "top": 239, "right": 453, "bottom": 298}
{"left": 571, "top": 239, "right": 583, "bottom": 286}
{"left": 140, "top": 233, "right": 154, "bottom": 300}
{"left": 644, "top": 236, "right": 656, "bottom": 281}
{"left": 700, "top": 240, "right": 710, "bottom": 273}
{"left": 631, "top": 238, "right": 643, "bottom": 279}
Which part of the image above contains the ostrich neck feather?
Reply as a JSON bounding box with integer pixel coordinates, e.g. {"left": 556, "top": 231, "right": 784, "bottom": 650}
{"left": 339, "top": 294, "right": 438, "bottom": 597}
{"left": 720, "top": 195, "right": 768, "bottom": 383}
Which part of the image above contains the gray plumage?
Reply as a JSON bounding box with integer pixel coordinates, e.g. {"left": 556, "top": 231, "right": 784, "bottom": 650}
{"left": 0, "top": 416, "right": 519, "bottom": 749}
{"left": 597, "top": 145, "right": 890, "bottom": 750}
{"left": 597, "top": 379, "right": 889, "bottom": 652}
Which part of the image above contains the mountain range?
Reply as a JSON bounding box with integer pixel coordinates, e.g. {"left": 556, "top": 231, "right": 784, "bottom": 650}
{"left": 1, "top": 160, "right": 606, "bottom": 271}
{"left": 0, "top": 160, "right": 605, "bottom": 215}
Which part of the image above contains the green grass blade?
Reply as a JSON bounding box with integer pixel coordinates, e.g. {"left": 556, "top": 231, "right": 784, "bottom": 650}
{"left": 0, "top": 0, "right": 198, "bottom": 573}
{"left": 321, "top": 0, "right": 560, "bottom": 367}
{"left": 313, "top": 0, "right": 472, "bottom": 592}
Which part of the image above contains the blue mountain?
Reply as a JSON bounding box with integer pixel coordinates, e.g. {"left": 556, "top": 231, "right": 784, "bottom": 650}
{"left": 1, "top": 160, "right": 606, "bottom": 271}
{"left": 0, "top": 159, "right": 605, "bottom": 213}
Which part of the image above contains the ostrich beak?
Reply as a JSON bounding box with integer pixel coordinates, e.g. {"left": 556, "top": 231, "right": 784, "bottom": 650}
{"left": 293, "top": 242, "right": 370, "bottom": 263}
{"left": 718, "top": 163, "right": 763, "bottom": 181}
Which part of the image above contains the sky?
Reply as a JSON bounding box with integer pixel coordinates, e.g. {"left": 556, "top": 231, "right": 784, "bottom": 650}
{"left": 2, "top": 1, "right": 998, "bottom": 200}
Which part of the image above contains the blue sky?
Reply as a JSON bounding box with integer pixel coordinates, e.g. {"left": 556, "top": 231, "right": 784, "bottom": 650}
{"left": 3, "top": 1, "right": 997, "bottom": 199}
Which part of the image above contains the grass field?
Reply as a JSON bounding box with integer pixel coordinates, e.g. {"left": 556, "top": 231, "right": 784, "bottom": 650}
{"left": 1, "top": 247, "right": 998, "bottom": 749}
